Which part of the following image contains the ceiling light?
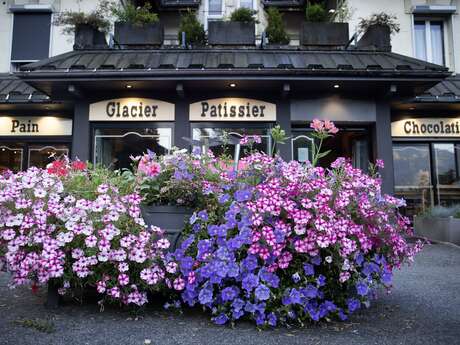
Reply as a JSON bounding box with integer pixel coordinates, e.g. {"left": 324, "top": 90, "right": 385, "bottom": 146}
{"left": 126, "top": 84, "right": 133, "bottom": 89}
{"left": 409, "top": 107, "right": 415, "bottom": 110}
{"left": 334, "top": 84, "right": 340, "bottom": 89}
{"left": 229, "top": 83, "right": 237, "bottom": 88}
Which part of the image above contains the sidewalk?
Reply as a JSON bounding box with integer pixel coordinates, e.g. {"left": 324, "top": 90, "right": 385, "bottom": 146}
{"left": 1, "top": 244, "right": 459, "bottom": 345}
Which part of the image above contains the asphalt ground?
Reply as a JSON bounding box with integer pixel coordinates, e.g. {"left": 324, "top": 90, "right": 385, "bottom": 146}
{"left": 0, "top": 243, "right": 459, "bottom": 345}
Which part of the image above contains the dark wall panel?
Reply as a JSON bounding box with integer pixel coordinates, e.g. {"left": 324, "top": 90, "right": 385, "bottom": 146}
{"left": 11, "top": 13, "right": 51, "bottom": 61}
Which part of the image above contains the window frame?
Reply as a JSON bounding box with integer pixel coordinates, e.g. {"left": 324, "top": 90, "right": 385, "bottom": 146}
{"left": 413, "top": 17, "right": 447, "bottom": 66}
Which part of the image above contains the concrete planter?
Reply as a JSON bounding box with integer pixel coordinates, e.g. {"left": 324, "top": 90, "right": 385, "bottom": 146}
{"left": 114, "top": 22, "right": 164, "bottom": 47}
{"left": 356, "top": 24, "right": 391, "bottom": 51}
{"left": 141, "top": 205, "right": 193, "bottom": 251}
{"left": 74, "top": 24, "right": 108, "bottom": 50}
{"left": 300, "top": 22, "right": 349, "bottom": 47}
{"left": 414, "top": 216, "right": 460, "bottom": 245}
{"left": 208, "top": 21, "right": 255, "bottom": 46}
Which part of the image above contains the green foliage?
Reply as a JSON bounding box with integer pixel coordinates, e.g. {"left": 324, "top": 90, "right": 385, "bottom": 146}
{"left": 14, "top": 318, "right": 55, "bottom": 334}
{"left": 53, "top": 0, "right": 113, "bottom": 34}
{"left": 270, "top": 125, "right": 289, "bottom": 157}
{"left": 63, "top": 165, "right": 135, "bottom": 200}
{"left": 330, "top": 0, "right": 353, "bottom": 23}
{"left": 178, "top": 10, "right": 206, "bottom": 46}
{"left": 111, "top": 2, "right": 159, "bottom": 26}
{"left": 305, "top": 1, "right": 328, "bottom": 22}
{"left": 229, "top": 8, "right": 258, "bottom": 23}
{"left": 358, "top": 12, "right": 401, "bottom": 35}
{"left": 265, "top": 8, "right": 289, "bottom": 45}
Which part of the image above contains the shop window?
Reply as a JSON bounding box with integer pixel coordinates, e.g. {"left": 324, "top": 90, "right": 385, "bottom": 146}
{"left": 94, "top": 128, "right": 172, "bottom": 170}
{"left": 414, "top": 19, "right": 445, "bottom": 65}
{"left": 0, "top": 145, "right": 23, "bottom": 173}
{"left": 291, "top": 128, "right": 370, "bottom": 171}
{"left": 192, "top": 127, "right": 271, "bottom": 159}
{"left": 433, "top": 143, "right": 460, "bottom": 206}
{"left": 28, "top": 145, "right": 69, "bottom": 169}
{"left": 393, "top": 144, "right": 433, "bottom": 216}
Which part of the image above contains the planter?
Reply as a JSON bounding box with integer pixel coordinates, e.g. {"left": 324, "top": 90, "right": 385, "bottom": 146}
{"left": 208, "top": 21, "right": 255, "bottom": 46}
{"left": 300, "top": 22, "right": 349, "bottom": 47}
{"left": 141, "top": 205, "right": 193, "bottom": 251}
{"left": 45, "top": 279, "right": 61, "bottom": 309}
{"left": 414, "top": 216, "right": 460, "bottom": 245}
{"left": 114, "top": 22, "right": 164, "bottom": 47}
{"left": 74, "top": 24, "right": 108, "bottom": 50}
{"left": 356, "top": 24, "right": 391, "bottom": 52}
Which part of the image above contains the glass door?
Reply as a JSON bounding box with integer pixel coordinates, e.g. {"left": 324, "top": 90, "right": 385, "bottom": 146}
{"left": 433, "top": 143, "right": 460, "bottom": 206}
{"left": 393, "top": 143, "right": 433, "bottom": 216}
{"left": 93, "top": 127, "right": 172, "bottom": 170}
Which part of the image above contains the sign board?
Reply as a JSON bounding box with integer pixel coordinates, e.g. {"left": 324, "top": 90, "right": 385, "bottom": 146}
{"left": 89, "top": 98, "right": 175, "bottom": 121}
{"left": 391, "top": 118, "right": 460, "bottom": 137}
{"left": 190, "top": 98, "right": 276, "bottom": 121}
{"left": 0, "top": 116, "right": 72, "bottom": 136}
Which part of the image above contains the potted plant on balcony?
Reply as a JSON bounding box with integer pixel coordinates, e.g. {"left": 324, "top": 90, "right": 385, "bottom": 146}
{"left": 208, "top": 8, "right": 258, "bottom": 45}
{"left": 357, "top": 12, "right": 400, "bottom": 51}
{"left": 300, "top": 1, "right": 349, "bottom": 47}
{"left": 112, "top": 2, "right": 163, "bottom": 47}
{"left": 53, "top": 0, "right": 111, "bottom": 49}
{"left": 265, "top": 7, "right": 290, "bottom": 46}
{"left": 178, "top": 10, "right": 207, "bottom": 48}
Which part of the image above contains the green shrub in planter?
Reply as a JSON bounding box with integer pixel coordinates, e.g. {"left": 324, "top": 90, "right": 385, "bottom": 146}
{"left": 178, "top": 10, "right": 206, "bottom": 47}
{"left": 305, "top": 1, "right": 328, "bottom": 22}
{"left": 111, "top": 2, "right": 159, "bottom": 26}
{"left": 265, "top": 8, "right": 289, "bottom": 45}
{"left": 229, "top": 8, "right": 258, "bottom": 24}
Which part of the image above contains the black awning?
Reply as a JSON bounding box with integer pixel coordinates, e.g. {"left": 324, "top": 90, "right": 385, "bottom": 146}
{"left": 19, "top": 48, "right": 449, "bottom": 79}
{"left": 415, "top": 76, "right": 460, "bottom": 103}
{"left": 0, "top": 74, "right": 49, "bottom": 104}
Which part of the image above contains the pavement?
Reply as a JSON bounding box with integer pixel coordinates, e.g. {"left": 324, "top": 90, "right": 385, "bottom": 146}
{"left": 0, "top": 243, "right": 459, "bottom": 345}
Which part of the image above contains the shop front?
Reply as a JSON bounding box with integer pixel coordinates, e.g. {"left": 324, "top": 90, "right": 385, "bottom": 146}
{"left": 88, "top": 98, "right": 174, "bottom": 170}
{"left": 392, "top": 117, "right": 460, "bottom": 217}
{"left": 15, "top": 48, "right": 451, "bottom": 194}
{"left": 0, "top": 115, "right": 72, "bottom": 173}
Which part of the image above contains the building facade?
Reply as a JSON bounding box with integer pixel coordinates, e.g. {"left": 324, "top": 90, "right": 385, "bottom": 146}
{"left": 1, "top": 0, "right": 459, "bottom": 218}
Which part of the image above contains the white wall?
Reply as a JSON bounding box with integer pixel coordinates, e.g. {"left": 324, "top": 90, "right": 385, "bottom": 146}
{"left": 348, "top": 0, "right": 460, "bottom": 73}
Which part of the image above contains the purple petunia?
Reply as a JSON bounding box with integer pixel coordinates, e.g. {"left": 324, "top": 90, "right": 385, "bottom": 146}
{"left": 356, "top": 281, "right": 369, "bottom": 296}
{"left": 303, "top": 263, "right": 315, "bottom": 276}
{"left": 198, "top": 288, "right": 213, "bottom": 305}
{"left": 234, "top": 189, "right": 252, "bottom": 202}
{"left": 221, "top": 286, "right": 239, "bottom": 302}
{"left": 347, "top": 298, "right": 361, "bottom": 313}
{"left": 242, "top": 273, "right": 259, "bottom": 292}
{"left": 254, "top": 284, "right": 270, "bottom": 301}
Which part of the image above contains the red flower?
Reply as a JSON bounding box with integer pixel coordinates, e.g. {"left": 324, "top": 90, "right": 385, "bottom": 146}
{"left": 31, "top": 282, "right": 39, "bottom": 294}
{"left": 71, "top": 160, "right": 87, "bottom": 171}
{"left": 46, "top": 160, "right": 68, "bottom": 176}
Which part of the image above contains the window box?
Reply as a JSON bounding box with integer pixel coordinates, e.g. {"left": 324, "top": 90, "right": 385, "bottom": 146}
{"left": 74, "top": 24, "right": 108, "bottom": 50}
{"left": 140, "top": 205, "right": 193, "bottom": 251}
{"left": 208, "top": 21, "right": 255, "bottom": 46}
{"left": 300, "top": 22, "right": 349, "bottom": 47}
{"left": 414, "top": 216, "right": 460, "bottom": 245}
{"left": 356, "top": 24, "right": 391, "bottom": 52}
{"left": 114, "top": 22, "right": 164, "bottom": 47}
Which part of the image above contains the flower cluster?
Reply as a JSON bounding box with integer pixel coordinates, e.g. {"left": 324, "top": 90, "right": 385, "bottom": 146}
{"left": 167, "top": 155, "right": 422, "bottom": 327}
{"left": 0, "top": 164, "right": 168, "bottom": 306}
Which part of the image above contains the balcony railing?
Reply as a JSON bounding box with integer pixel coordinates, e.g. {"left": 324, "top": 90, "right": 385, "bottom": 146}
{"left": 261, "top": 0, "right": 305, "bottom": 9}
{"left": 159, "top": 0, "right": 201, "bottom": 9}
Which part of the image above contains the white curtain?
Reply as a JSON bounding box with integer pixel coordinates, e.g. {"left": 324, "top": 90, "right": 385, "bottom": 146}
{"left": 414, "top": 22, "right": 427, "bottom": 61}
{"left": 430, "top": 22, "right": 444, "bottom": 65}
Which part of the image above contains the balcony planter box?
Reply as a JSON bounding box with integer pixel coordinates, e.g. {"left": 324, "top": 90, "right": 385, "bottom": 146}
{"left": 114, "top": 22, "right": 164, "bottom": 47}
{"left": 414, "top": 216, "right": 460, "bottom": 245}
{"left": 74, "top": 24, "right": 108, "bottom": 50}
{"left": 300, "top": 22, "right": 349, "bottom": 47}
{"left": 208, "top": 21, "right": 255, "bottom": 45}
{"left": 356, "top": 24, "right": 391, "bottom": 51}
{"left": 141, "top": 205, "right": 193, "bottom": 251}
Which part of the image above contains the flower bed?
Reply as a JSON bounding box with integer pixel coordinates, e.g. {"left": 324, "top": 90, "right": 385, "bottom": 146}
{"left": 0, "top": 120, "right": 422, "bottom": 327}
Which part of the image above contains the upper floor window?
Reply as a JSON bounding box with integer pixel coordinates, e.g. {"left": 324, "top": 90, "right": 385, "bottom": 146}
{"left": 10, "top": 10, "right": 51, "bottom": 70}
{"left": 239, "top": 0, "right": 254, "bottom": 9}
{"left": 208, "top": 0, "right": 223, "bottom": 16}
{"left": 414, "top": 19, "right": 445, "bottom": 66}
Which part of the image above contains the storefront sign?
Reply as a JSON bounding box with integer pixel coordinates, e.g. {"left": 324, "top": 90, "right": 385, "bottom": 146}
{"left": 0, "top": 116, "right": 72, "bottom": 136}
{"left": 189, "top": 98, "right": 276, "bottom": 121}
{"left": 89, "top": 98, "right": 175, "bottom": 121}
{"left": 392, "top": 118, "right": 460, "bottom": 137}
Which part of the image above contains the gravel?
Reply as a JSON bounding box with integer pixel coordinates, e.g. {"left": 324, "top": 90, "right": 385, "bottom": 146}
{"left": 0, "top": 243, "right": 459, "bottom": 345}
